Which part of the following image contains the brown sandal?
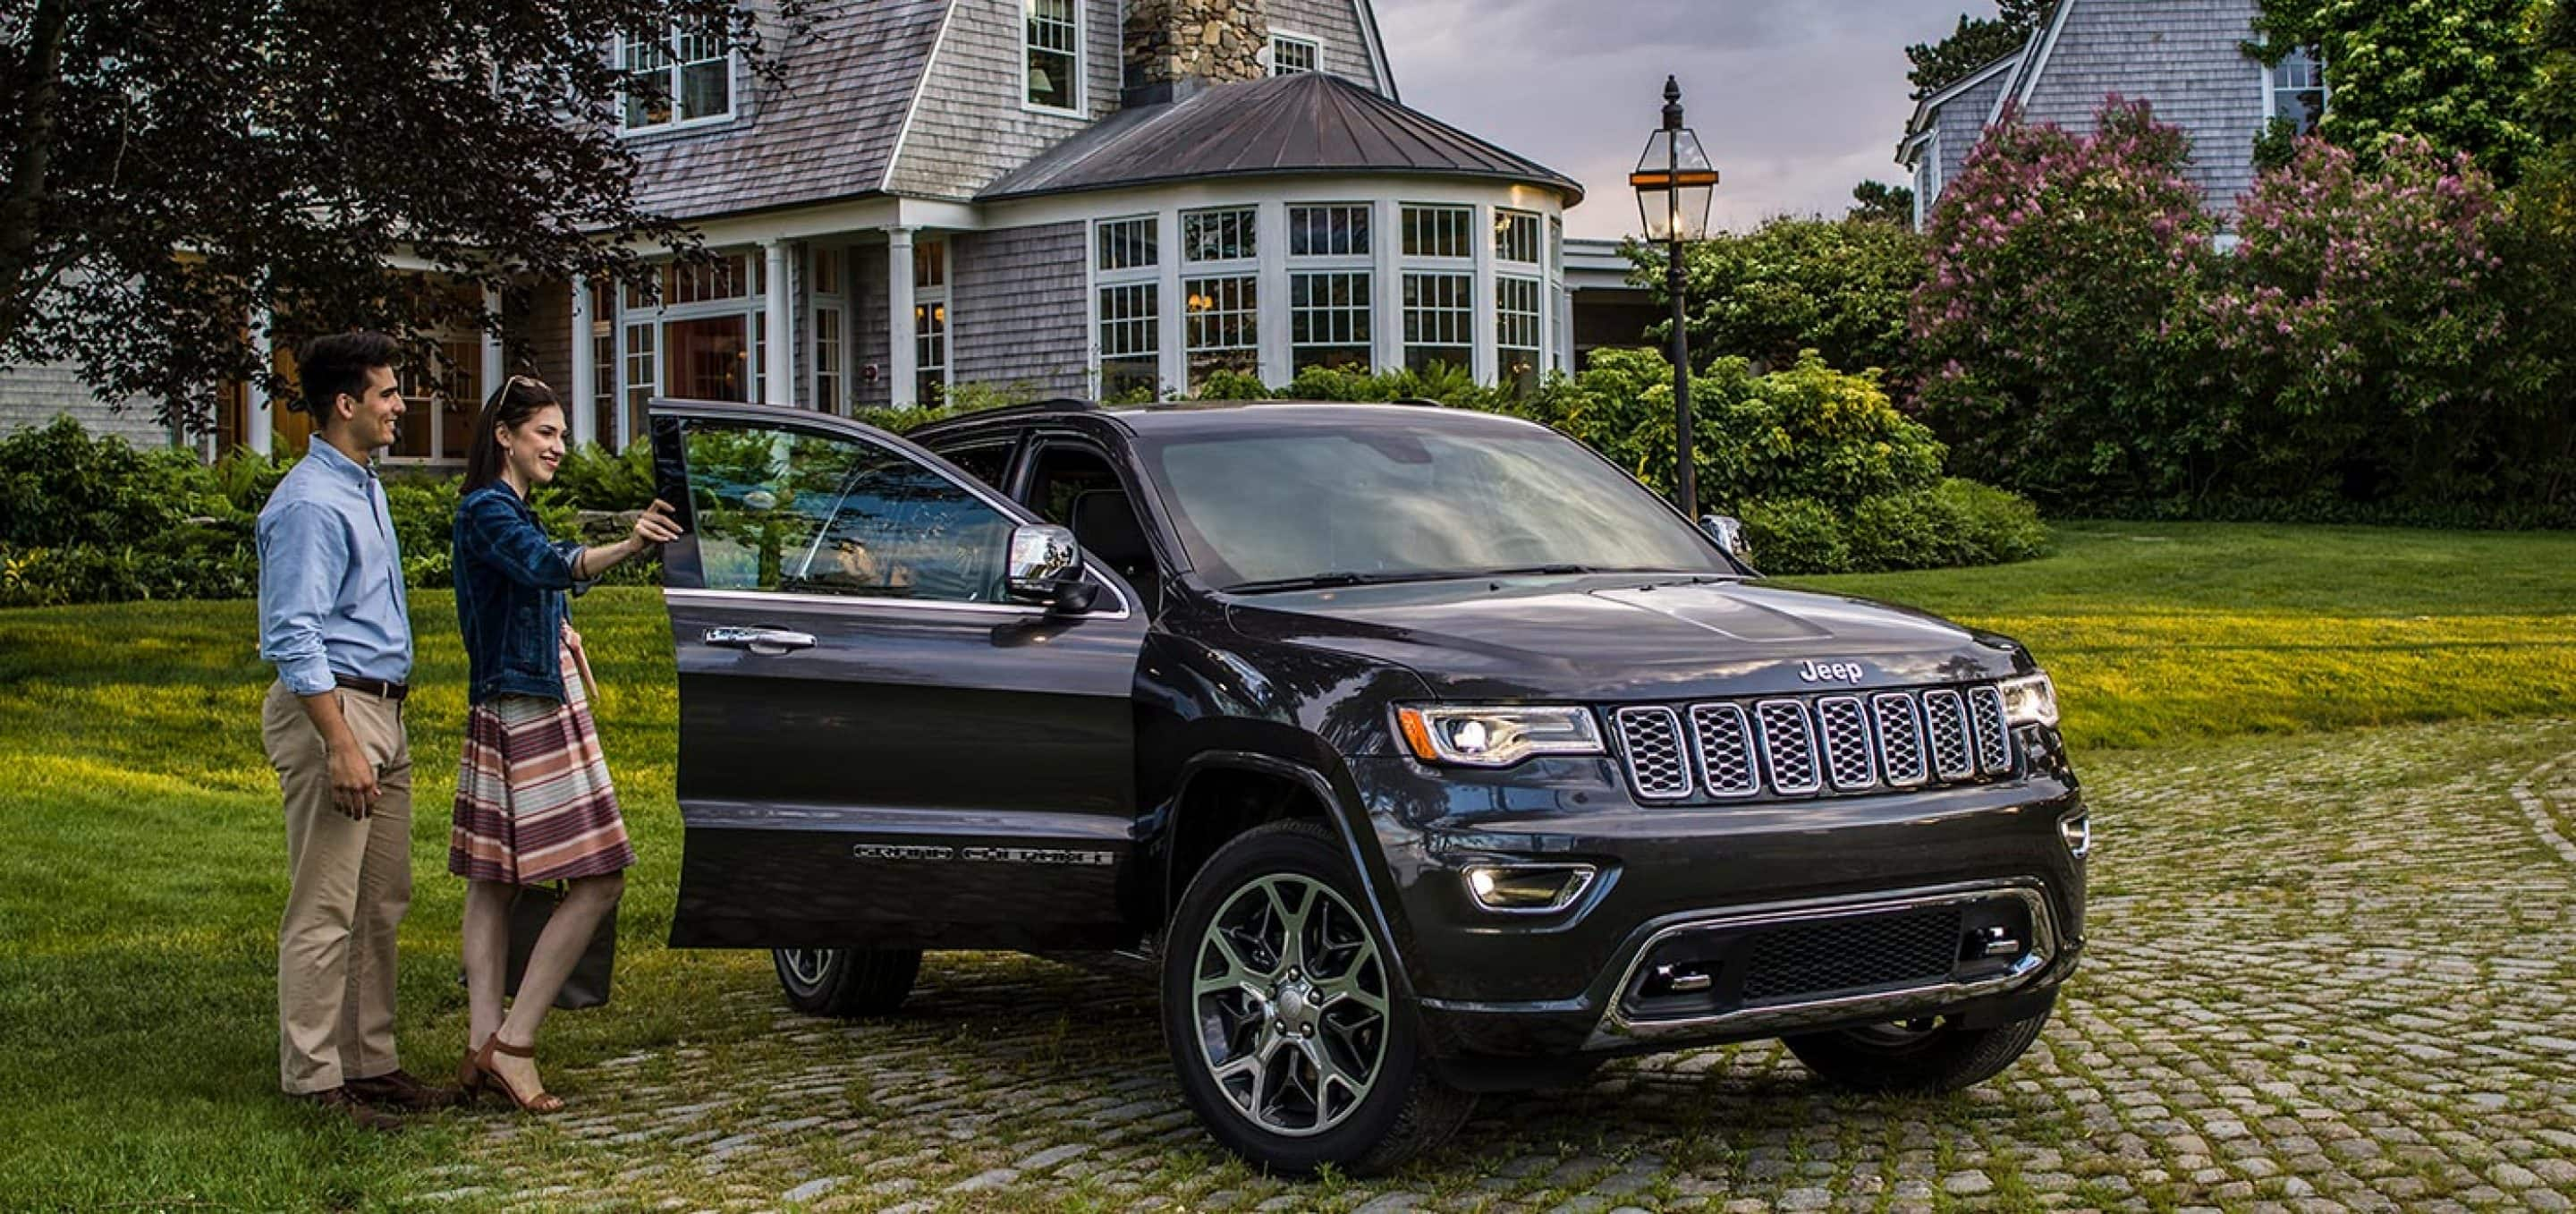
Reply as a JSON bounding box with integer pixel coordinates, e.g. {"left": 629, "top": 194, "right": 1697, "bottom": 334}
{"left": 472, "top": 1037, "right": 565, "bottom": 1114}
{"left": 456, "top": 1039, "right": 491, "bottom": 1100}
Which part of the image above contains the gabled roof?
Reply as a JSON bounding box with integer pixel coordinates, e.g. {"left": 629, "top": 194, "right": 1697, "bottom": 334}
{"left": 628, "top": 0, "right": 950, "bottom": 220}
{"left": 1988, "top": 0, "right": 2082, "bottom": 124}
{"left": 976, "top": 72, "right": 1583, "bottom": 204}
{"left": 1897, "top": 49, "right": 2024, "bottom": 163}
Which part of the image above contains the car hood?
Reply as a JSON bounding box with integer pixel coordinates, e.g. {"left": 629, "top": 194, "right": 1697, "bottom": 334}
{"left": 1222, "top": 575, "right": 2029, "bottom": 702}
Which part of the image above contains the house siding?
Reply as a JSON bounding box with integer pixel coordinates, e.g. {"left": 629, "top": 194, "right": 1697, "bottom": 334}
{"left": 951, "top": 223, "right": 1089, "bottom": 395}
{"left": 0, "top": 365, "right": 170, "bottom": 447}
{"left": 855, "top": 245, "right": 893, "bottom": 408}
{"left": 1936, "top": 68, "right": 2015, "bottom": 192}
{"left": 627, "top": 0, "right": 951, "bottom": 218}
{"left": 2016, "top": 0, "right": 2267, "bottom": 209}
{"left": 886, "top": 0, "right": 1126, "bottom": 200}
{"left": 1264, "top": 0, "right": 1384, "bottom": 92}
{"left": 512, "top": 282, "right": 576, "bottom": 396}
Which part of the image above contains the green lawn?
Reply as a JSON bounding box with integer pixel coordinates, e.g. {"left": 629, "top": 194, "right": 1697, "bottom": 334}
{"left": 0, "top": 522, "right": 2569, "bottom": 1210}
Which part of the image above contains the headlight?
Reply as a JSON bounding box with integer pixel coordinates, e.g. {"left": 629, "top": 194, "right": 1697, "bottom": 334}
{"left": 1998, "top": 672, "right": 2059, "bottom": 728}
{"left": 1394, "top": 705, "right": 1604, "bottom": 768}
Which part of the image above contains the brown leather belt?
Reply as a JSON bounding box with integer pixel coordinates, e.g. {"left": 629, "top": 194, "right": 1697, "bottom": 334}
{"left": 334, "top": 674, "right": 410, "bottom": 701}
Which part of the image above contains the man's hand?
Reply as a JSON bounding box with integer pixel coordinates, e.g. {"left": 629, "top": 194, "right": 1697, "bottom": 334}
{"left": 631, "top": 498, "right": 682, "bottom": 548}
{"left": 328, "top": 743, "right": 380, "bottom": 819}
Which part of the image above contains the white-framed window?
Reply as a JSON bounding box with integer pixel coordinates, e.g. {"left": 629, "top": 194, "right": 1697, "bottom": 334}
{"left": 1402, "top": 271, "right": 1473, "bottom": 375}
{"left": 1496, "top": 276, "right": 1543, "bottom": 395}
{"left": 1025, "top": 0, "right": 1083, "bottom": 114}
{"left": 1184, "top": 275, "right": 1258, "bottom": 387}
{"left": 621, "top": 319, "right": 657, "bottom": 447}
{"left": 388, "top": 336, "right": 478, "bottom": 463}
{"left": 2267, "top": 46, "right": 2328, "bottom": 135}
{"left": 1288, "top": 203, "right": 1371, "bottom": 258}
{"left": 1495, "top": 209, "right": 1541, "bottom": 266}
{"left": 1094, "top": 214, "right": 1161, "bottom": 399}
{"left": 1270, "top": 32, "right": 1320, "bottom": 76}
{"left": 1401, "top": 204, "right": 1474, "bottom": 259}
{"left": 1919, "top": 131, "right": 1945, "bottom": 223}
{"left": 1183, "top": 206, "right": 1258, "bottom": 264}
{"left": 621, "top": 21, "right": 733, "bottom": 132}
{"left": 914, "top": 238, "right": 950, "bottom": 406}
{"left": 617, "top": 248, "right": 765, "bottom": 429}
{"left": 1290, "top": 270, "right": 1372, "bottom": 373}
{"left": 810, "top": 246, "right": 847, "bottom": 413}
{"left": 588, "top": 279, "right": 617, "bottom": 447}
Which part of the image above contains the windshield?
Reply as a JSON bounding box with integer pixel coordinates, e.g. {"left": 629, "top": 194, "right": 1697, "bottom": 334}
{"left": 1138, "top": 413, "right": 1733, "bottom": 590}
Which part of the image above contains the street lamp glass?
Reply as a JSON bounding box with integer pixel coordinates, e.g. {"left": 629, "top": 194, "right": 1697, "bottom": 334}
{"left": 1630, "top": 128, "right": 1718, "bottom": 242}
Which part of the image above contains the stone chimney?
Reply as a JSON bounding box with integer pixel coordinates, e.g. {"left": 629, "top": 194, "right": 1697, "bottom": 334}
{"left": 1123, "top": 0, "right": 1269, "bottom": 104}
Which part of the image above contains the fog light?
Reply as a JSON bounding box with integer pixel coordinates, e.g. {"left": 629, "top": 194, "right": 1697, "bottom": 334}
{"left": 1462, "top": 863, "right": 1597, "bottom": 913}
{"left": 2060, "top": 813, "right": 2091, "bottom": 859}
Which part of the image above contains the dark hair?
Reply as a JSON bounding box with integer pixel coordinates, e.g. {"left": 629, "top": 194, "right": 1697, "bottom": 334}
{"left": 462, "top": 375, "right": 567, "bottom": 495}
{"left": 293, "top": 331, "right": 401, "bottom": 423}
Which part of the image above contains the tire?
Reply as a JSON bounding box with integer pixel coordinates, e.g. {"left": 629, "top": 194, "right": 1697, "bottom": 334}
{"left": 772, "top": 947, "right": 922, "bottom": 1018}
{"left": 1782, "top": 989, "right": 2056, "bottom": 1094}
{"left": 1161, "top": 820, "right": 1475, "bottom": 1176}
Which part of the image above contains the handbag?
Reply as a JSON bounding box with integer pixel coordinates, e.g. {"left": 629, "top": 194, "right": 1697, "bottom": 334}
{"left": 504, "top": 881, "right": 618, "bottom": 1010}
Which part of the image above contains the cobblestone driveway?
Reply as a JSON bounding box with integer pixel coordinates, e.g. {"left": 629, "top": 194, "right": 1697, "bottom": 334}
{"left": 421, "top": 720, "right": 2576, "bottom": 1212}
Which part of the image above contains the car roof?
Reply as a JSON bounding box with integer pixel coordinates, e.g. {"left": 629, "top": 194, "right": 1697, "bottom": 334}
{"left": 907, "top": 398, "right": 1554, "bottom": 445}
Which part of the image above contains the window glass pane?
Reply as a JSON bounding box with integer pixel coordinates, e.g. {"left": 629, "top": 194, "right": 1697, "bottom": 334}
{"left": 1290, "top": 270, "right": 1371, "bottom": 372}
{"left": 1288, "top": 204, "right": 1370, "bottom": 258}
{"left": 668, "top": 315, "right": 751, "bottom": 402}
{"left": 1096, "top": 216, "right": 1158, "bottom": 272}
{"left": 679, "top": 58, "right": 728, "bottom": 120}
{"left": 914, "top": 239, "right": 946, "bottom": 289}
{"left": 1182, "top": 208, "right": 1257, "bottom": 263}
{"left": 1495, "top": 210, "right": 1540, "bottom": 264}
{"left": 938, "top": 443, "right": 1014, "bottom": 489}
{"left": 1402, "top": 271, "right": 1472, "bottom": 373}
{"left": 1026, "top": 0, "right": 1080, "bottom": 110}
{"left": 684, "top": 426, "right": 1016, "bottom": 602}
{"left": 811, "top": 248, "right": 843, "bottom": 296}
{"left": 1098, "top": 282, "right": 1159, "bottom": 399}
{"left": 623, "top": 321, "right": 656, "bottom": 445}
{"left": 1184, "top": 276, "right": 1258, "bottom": 387}
{"left": 1497, "top": 276, "right": 1542, "bottom": 395}
{"left": 915, "top": 300, "right": 947, "bottom": 405}
{"left": 815, "top": 306, "right": 843, "bottom": 413}
{"left": 1401, "top": 205, "right": 1472, "bottom": 259}
{"left": 1270, "top": 35, "right": 1318, "bottom": 75}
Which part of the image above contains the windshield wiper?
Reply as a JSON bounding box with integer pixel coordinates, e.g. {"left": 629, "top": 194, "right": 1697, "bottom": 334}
{"left": 1222, "top": 570, "right": 1471, "bottom": 594}
{"left": 1482, "top": 564, "right": 1599, "bottom": 577}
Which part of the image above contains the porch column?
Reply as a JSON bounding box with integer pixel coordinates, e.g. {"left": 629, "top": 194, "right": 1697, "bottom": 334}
{"left": 568, "top": 276, "right": 597, "bottom": 446}
{"left": 245, "top": 305, "right": 274, "bottom": 456}
{"left": 763, "top": 239, "right": 794, "bottom": 406}
{"left": 1471, "top": 202, "right": 1498, "bottom": 386}
{"left": 887, "top": 227, "right": 918, "bottom": 408}
{"left": 480, "top": 284, "right": 505, "bottom": 403}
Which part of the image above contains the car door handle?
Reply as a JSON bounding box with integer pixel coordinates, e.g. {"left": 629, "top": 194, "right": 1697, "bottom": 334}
{"left": 703, "top": 626, "right": 817, "bottom": 654}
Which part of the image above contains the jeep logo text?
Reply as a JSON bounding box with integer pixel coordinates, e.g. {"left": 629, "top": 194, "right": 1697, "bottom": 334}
{"left": 1798, "top": 660, "right": 1867, "bottom": 684}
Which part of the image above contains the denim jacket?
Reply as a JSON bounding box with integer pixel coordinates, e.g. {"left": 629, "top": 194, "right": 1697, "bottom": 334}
{"left": 453, "top": 483, "right": 593, "bottom": 705}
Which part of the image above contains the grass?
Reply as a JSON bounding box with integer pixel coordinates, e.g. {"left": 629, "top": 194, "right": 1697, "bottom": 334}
{"left": 0, "top": 521, "right": 2570, "bottom": 1210}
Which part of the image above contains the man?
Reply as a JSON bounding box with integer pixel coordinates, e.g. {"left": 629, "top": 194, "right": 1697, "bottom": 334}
{"left": 257, "top": 331, "right": 451, "bottom": 1128}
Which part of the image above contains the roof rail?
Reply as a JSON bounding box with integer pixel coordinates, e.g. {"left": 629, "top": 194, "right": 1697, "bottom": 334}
{"left": 913, "top": 398, "right": 1100, "bottom": 429}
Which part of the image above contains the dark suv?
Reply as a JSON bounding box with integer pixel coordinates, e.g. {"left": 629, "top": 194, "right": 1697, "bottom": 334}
{"left": 643, "top": 397, "right": 2086, "bottom": 1176}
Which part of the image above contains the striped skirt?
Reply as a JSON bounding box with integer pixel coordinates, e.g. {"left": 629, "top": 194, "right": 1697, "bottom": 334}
{"left": 448, "top": 651, "right": 635, "bottom": 885}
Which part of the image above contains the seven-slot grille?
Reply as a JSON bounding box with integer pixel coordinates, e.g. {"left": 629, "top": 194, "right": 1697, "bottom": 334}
{"left": 1613, "top": 684, "right": 2019, "bottom": 802}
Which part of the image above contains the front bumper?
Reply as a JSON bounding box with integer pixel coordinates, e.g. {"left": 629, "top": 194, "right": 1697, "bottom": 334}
{"left": 1342, "top": 738, "right": 2086, "bottom": 1067}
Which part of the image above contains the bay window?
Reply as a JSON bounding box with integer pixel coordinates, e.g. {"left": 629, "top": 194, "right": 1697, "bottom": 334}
{"left": 1095, "top": 215, "right": 1161, "bottom": 399}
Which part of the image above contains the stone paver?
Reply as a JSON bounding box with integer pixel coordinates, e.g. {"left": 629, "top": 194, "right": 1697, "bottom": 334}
{"left": 424, "top": 720, "right": 2576, "bottom": 1211}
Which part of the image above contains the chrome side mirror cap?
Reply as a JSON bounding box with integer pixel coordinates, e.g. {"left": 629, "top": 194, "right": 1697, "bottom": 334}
{"left": 1005, "top": 523, "right": 1098, "bottom": 611}
{"left": 1700, "top": 514, "right": 1754, "bottom": 565}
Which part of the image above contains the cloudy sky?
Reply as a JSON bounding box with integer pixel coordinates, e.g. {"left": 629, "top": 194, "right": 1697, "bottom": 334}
{"left": 1375, "top": 0, "right": 1978, "bottom": 239}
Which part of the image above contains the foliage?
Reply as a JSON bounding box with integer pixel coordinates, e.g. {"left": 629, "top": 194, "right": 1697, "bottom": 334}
{"left": 1741, "top": 479, "right": 2048, "bottom": 576}
{"left": 548, "top": 440, "right": 658, "bottom": 513}
{"left": 1849, "top": 180, "right": 1919, "bottom": 226}
{"left": 1906, "top": 0, "right": 2050, "bottom": 98}
{"left": 1639, "top": 217, "right": 1928, "bottom": 385}
{"left": 1911, "top": 98, "right": 2229, "bottom": 505}
{"left": 2250, "top": 0, "right": 2546, "bottom": 183}
{"left": 0, "top": 0, "right": 807, "bottom": 430}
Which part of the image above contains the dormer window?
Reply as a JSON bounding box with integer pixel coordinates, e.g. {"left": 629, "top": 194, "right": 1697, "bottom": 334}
{"left": 1270, "top": 33, "right": 1320, "bottom": 76}
{"left": 2268, "top": 47, "right": 2327, "bottom": 135}
{"left": 1026, "top": 0, "right": 1083, "bottom": 113}
{"left": 622, "top": 21, "right": 734, "bottom": 132}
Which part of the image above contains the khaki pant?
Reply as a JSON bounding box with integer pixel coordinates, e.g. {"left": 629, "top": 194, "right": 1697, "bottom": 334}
{"left": 263, "top": 680, "right": 413, "bottom": 1095}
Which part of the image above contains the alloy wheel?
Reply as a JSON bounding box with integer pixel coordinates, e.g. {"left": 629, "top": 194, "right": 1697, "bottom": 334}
{"left": 1191, "top": 873, "right": 1390, "bottom": 1138}
{"left": 778, "top": 947, "right": 833, "bottom": 989}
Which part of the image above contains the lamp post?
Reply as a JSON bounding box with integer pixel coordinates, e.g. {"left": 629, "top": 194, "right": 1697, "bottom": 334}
{"left": 1630, "top": 75, "right": 1719, "bottom": 519}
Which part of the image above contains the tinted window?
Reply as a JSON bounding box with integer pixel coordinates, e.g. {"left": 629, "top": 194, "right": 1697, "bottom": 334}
{"left": 684, "top": 424, "right": 1015, "bottom": 602}
{"left": 938, "top": 441, "right": 1016, "bottom": 491}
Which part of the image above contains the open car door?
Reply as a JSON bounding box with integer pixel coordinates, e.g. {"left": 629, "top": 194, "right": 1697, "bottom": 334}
{"left": 646, "top": 400, "right": 1148, "bottom": 950}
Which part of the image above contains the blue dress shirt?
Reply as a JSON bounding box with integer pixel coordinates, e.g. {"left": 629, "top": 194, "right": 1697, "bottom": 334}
{"left": 257, "top": 438, "right": 413, "bottom": 696}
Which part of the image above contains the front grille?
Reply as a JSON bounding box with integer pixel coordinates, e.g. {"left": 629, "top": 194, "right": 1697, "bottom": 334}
{"left": 1740, "top": 906, "right": 1964, "bottom": 1003}
{"left": 1611, "top": 683, "right": 2019, "bottom": 803}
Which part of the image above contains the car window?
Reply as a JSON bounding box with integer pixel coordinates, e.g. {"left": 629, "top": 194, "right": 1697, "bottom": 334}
{"left": 1026, "top": 443, "right": 1123, "bottom": 525}
{"left": 936, "top": 441, "right": 1015, "bottom": 492}
{"left": 683, "top": 424, "right": 1016, "bottom": 603}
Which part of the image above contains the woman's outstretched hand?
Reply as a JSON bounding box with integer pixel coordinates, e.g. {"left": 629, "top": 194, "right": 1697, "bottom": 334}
{"left": 631, "top": 499, "right": 682, "bottom": 548}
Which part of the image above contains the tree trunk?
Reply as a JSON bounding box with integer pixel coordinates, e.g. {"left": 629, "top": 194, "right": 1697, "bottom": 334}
{"left": 0, "top": 0, "right": 72, "bottom": 340}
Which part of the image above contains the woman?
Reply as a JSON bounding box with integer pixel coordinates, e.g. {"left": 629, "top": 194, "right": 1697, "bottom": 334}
{"left": 449, "top": 375, "right": 680, "bottom": 1113}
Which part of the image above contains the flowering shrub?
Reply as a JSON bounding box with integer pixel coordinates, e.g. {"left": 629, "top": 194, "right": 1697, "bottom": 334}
{"left": 1911, "top": 98, "right": 2229, "bottom": 504}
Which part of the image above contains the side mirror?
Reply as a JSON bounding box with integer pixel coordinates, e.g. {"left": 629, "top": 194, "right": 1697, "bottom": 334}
{"left": 1700, "top": 514, "right": 1755, "bottom": 565}
{"left": 1005, "top": 523, "right": 1099, "bottom": 612}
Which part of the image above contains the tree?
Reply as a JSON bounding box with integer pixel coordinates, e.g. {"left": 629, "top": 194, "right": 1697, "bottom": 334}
{"left": 1631, "top": 217, "right": 1928, "bottom": 392}
{"left": 2251, "top": 0, "right": 2545, "bottom": 183}
{"left": 1911, "top": 98, "right": 2227, "bottom": 503}
{"left": 0, "top": 0, "right": 803, "bottom": 430}
{"left": 1849, "top": 180, "right": 1918, "bottom": 226}
{"left": 1906, "top": 0, "right": 2049, "bottom": 99}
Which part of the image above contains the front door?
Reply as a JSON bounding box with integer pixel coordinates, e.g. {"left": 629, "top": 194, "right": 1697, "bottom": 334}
{"left": 648, "top": 401, "right": 1148, "bottom": 950}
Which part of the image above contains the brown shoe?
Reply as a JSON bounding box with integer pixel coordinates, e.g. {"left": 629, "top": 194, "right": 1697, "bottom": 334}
{"left": 297, "top": 1086, "right": 405, "bottom": 1132}
{"left": 347, "top": 1067, "right": 460, "bottom": 1111}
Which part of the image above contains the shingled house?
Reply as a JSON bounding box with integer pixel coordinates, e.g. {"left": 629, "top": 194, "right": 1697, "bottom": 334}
{"left": 1894, "top": 0, "right": 2327, "bottom": 227}
{"left": 114, "top": 0, "right": 1581, "bottom": 464}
